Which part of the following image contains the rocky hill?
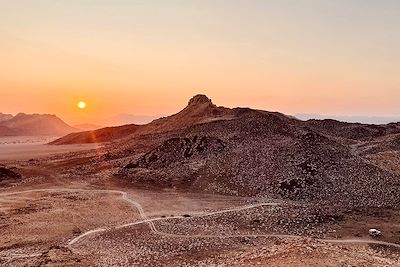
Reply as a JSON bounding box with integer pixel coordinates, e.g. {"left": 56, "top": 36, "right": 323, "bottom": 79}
{"left": 51, "top": 95, "right": 400, "bottom": 208}
{"left": 0, "top": 113, "right": 78, "bottom": 136}
{"left": 50, "top": 95, "right": 233, "bottom": 144}
{"left": 116, "top": 111, "right": 399, "bottom": 208}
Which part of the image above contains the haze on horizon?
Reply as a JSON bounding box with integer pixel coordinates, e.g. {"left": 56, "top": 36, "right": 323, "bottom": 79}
{"left": 1, "top": 0, "right": 399, "bottom": 125}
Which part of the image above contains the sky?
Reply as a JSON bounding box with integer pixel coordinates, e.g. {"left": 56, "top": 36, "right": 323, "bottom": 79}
{"left": 0, "top": 0, "right": 399, "bottom": 124}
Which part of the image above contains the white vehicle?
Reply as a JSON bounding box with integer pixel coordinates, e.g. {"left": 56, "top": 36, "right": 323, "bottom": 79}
{"left": 369, "top": 229, "right": 381, "bottom": 237}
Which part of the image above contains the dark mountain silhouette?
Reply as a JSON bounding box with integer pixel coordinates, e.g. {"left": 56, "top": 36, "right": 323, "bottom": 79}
{"left": 0, "top": 113, "right": 78, "bottom": 136}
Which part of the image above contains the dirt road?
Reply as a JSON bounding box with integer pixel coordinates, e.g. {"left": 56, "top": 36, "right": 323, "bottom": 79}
{"left": 2, "top": 188, "right": 399, "bottom": 250}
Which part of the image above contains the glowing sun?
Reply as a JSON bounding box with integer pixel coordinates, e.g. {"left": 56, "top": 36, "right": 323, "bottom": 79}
{"left": 77, "top": 101, "right": 87, "bottom": 109}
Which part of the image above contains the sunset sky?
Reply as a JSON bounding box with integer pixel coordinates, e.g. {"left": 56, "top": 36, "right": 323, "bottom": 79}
{"left": 1, "top": 1, "right": 399, "bottom": 124}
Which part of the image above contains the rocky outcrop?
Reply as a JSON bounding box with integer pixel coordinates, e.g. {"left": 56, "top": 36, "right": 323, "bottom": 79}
{"left": 187, "top": 94, "right": 214, "bottom": 107}
{"left": 125, "top": 136, "right": 226, "bottom": 169}
{"left": 0, "top": 166, "right": 22, "bottom": 185}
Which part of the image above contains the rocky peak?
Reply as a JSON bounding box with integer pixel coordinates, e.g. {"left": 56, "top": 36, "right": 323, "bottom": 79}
{"left": 187, "top": 94, "right": 214, "bottom": 107}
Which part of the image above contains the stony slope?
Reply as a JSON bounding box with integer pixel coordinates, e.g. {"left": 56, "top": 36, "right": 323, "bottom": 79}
{"left": 51, "top": 94, "right": 400, "bottom": 207}
{"left": 117, "top": 109, "right": 400, "bottom": 208}
{"left": 305, "top": 119, "right": 400, "bottom": 142}
{"left": 50, "top": 95, "right": 233, "bottom": 144}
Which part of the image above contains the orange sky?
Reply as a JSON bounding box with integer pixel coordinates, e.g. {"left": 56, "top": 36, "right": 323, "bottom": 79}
{"left": 1, "top": 1, "right": 399, "bottom": 124}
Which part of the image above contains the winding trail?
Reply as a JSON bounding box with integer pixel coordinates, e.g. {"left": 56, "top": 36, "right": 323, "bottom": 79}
{"left": 2, "top": 188, "right": 400, "bottom": 251}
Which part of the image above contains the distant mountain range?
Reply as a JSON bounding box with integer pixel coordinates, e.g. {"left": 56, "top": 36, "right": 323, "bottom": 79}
{"left": 0, "top": 113, "right": 78, "bottom": 136}
{"left": 0, "top": 111, "right": 160, "bottom": 137}
{"left": 296, "top": 113, "right": 400, "bottom": 125}
{"left": 97, "top": 113, "right": 162, "bottom": 126}
{"left": 73, "top": 123, "right": 103, "bottom": 131}
{"left": 0, "top": 113, "right": 13, "bottom": 122}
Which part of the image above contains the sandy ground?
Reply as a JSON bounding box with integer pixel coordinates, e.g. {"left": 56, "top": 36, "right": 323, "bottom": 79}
{"left": 0, "top": 136, "right": 100, "bottom": 160}
{"left": 0, "top": 190, "right": 142, "bottom": 252}
{"left": 1, "top": 181, "right": 399, "bottom": 266}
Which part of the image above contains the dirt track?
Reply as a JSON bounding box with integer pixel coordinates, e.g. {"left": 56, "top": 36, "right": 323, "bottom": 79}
{"left": 2, "top": 188, "right": 399, "bottom": 251}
